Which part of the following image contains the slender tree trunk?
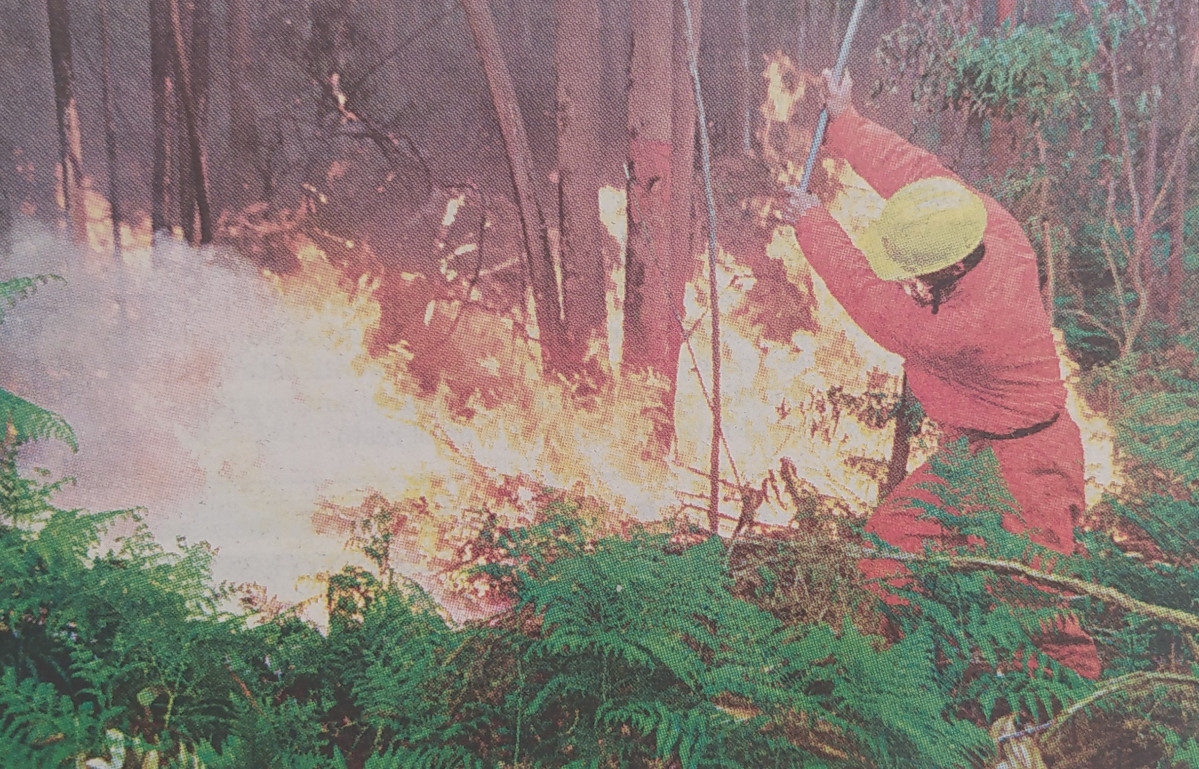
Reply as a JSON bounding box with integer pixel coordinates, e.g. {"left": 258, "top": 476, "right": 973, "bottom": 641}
{"left": 1164, "top": 1, "right": 1197, "bottom": 326}
{"left": 176, "top": 0, "right": 195, "bottom": 243}
{"left": 150, "top": 0, "right": 174, "bottom": 239}
{"left": 98, "top": 0, "right": 122, "bottom": 258}
{"left": 226, "top": 0, "right": 261, "bottom": 204}
{"left": 737, "top": 0, "right": 753, "bottom": 153}
{"left": 795, "top": 0, "right": 808, "bottom": 71}
{"left": 555, "top": 0, "right": 610, "bottom": 378}
{"left": 881, "top": 375, "right": 914, "bottom": 501}
{"left": 46, "top": 0, "right": 88, "bottom": 243}
{"left": 459, "top": 0, "right": 568, "bottom": 370}
{"left": 623, "top": 0, "right": 675, "bottom": 377}
{"left": 166, "top": 0, "right": 214, "bottom": 244}
{"left": 651, "top": 0, "right": 703, "bottom": 450}
{"left": 175, "top": 0, "right": 210, "bottom": 241}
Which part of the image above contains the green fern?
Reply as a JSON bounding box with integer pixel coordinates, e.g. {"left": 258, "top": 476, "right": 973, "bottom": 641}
{"left": 0, "top": 388, "right": 76, "bottom": 451}
{"left": 0, "top": 275, "right": 62, "bottom": 326}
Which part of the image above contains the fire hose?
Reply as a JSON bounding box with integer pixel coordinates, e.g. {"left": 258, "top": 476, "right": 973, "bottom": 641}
{"left": 797, "top": 0, "right": 869, "bottom": 194}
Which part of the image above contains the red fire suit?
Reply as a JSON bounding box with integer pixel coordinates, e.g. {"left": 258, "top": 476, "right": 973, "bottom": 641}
{"left": 793, "top": 106, "right": 1101, "bottom": 679}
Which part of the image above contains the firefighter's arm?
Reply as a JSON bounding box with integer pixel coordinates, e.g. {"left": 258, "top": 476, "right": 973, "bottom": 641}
{"left": 818, "top": 70, "right": 957, "bottom": 197}
{"left": 789, "top": 202, "right": 923, "bottom": 355}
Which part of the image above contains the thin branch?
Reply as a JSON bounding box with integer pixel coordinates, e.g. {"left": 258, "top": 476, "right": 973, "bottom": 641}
{"left": 1107, "top": 41, "right": 1143, "bottom": 225}
{"left": 1000, "top": 672, "right": 1199, "bottom": 745}
{"left": 681, "top": 0, "right": 723, "bottom": 532}
{"left": 342, "top": 8, "right": 453, "bottom": 96}
{"left": 1144, "top": 96, "right": 1199, "bottom": 227}
{"left": 861, "top": 548, "right": 1199, "bottom": 633}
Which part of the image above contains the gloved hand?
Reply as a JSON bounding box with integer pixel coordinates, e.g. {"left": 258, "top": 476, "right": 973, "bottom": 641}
{"left": 777, "top": 185, "right": 821, "bottom": 221}
{"left": 822, "top": 68, "right": 853, "bottom": 120}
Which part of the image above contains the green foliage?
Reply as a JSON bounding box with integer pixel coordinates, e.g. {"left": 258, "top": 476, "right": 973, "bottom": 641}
{"left": 944, "top": 14, "right": 1099, "bottom": 123}
{"left": 0, "top": 275, "right": 76, "bottom": 451}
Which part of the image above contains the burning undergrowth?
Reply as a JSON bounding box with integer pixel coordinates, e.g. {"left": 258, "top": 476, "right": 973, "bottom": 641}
{"left": 0, "top": 53, "right": 1121, "bottom": 626}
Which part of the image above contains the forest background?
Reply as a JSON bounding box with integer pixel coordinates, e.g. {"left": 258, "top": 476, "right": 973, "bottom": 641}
{"left": 2, "top": 0, "right": 1199, "bottom": 766}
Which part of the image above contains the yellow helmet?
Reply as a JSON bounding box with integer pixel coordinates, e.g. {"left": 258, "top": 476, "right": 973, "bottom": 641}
{"left": 857, "top": 177, "right": 988, "bottom": 281}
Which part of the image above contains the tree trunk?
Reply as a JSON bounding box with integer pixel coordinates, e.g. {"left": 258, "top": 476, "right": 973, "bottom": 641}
{"left": 623, "top": 0, "right": 675, "bottom": 378}
{"left": 226, "top": 0, "right": 261, "bottom": 204}
{"left": 150, "top": 0, "right": 174, "bottom": 239}
{"left": 459, "top": 0, "right": 568, "bottom": 370}
{"left": 880, "top": 375, "right": 914, "bottom": 501}
{"left": 98, "top": 0, "right": 122, "bottom": 258}
{"left": 653, "top": 0, "right": 703, "bottom": 450}
{"left": 737, "top": 0, "right": 753, "bottom": 153}
{"left": 46, "top": 0, "right": 88, "bottom": 243}
{"left": 1164, "top": 0, "right": 1197, "bottom": 326}
{"left": 176, "top": 0, "right": 195, "bottom": 243}
{"left": 555, "top": 0, "right": 610, "bottom": 378}
{"left": 166, "top": 0, "right": 214, "bottom": 244}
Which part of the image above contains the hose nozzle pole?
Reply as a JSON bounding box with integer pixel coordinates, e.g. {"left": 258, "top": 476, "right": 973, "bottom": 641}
{"left": 797, "top": 0, "right": 869, "bottom": 194}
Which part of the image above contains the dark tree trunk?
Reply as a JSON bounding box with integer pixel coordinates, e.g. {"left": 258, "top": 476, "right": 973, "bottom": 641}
{"left": 98, "top": 0, "right": 121, "bottom": 257}
{"left": 555, "top": 0, "right": 610, "bottom": 378}
{"left": 880, "top": 375, "right": 914, "bottom": 500}
{"left": 459, "top": 0, "right": 568, "bottom": 371}
{"left": 150, "top": 0, "right": 174, "bottom": 238}
{"left": 176, "top": 0, "right": 195, "bottom": 242}
{"left": 623, "top": 0, "right": 675, "bottom": 377}
{"left": 226, "top": 0, "right": 261, "bottom": 204}
{"left": 46, "top": 0, "right": 88, "bottom": 243}
{"left": 166, "top": 0, "right": 214, "bottom": 244}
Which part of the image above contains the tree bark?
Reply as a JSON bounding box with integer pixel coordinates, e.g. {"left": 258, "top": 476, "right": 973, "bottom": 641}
{"left": 880, "top": 375, "right": 914, "bottom": 500}
{"left": 175, "top": 0, "right": 210, "bottom": 241}
{"left": 98, "top": 0, "right": 122, "bottom": 258}
{"left": 226, "top": 0, "right": 261, "bottom": 204}
{"left": 46, "top": 0, "right": 88, "bottom": 243}
{"left": 460, "top": 0, "right": 568, "bottom": 370}
{"left": 555, "top": 0, "right": 610, "bottom": 377}
{"left": 176, "top": 0, "right": 195, "bottom": 243}
{"left": 1164, "top": 0, "right": 1197, "bottom": 326}
{"left": 623, "top": 0, "right": 675, "bottom": 377}
{"left": 166, "top": 0, "right": 214, "bottom": 244}
{"left": 737, "top": 0, "right": 753, "bottom": 154}
{"left": 150, "top": 0, "right": 174, "bottom": 239}
{"left": 650, "top": 0, "right": 703, "bottom": 452}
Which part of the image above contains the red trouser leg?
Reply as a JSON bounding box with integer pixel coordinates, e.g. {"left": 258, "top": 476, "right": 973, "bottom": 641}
{"left": 858, "top": 419, "right": 1101, "bottom": 679}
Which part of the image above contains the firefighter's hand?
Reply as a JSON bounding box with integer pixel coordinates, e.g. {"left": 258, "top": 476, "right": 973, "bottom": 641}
{"left": 778, "top": 186, "right": 821, "bottom": 221}
{"left": 822, "top": 68, "right": 853, "bottom": 120}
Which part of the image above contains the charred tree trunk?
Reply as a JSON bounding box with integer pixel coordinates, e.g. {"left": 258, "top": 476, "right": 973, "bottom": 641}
{"left": 98, "top": 0, "right": 121, "bottom": 258}
{"left": 555, "top": 0, "right": 610, "bottom": 378}
{"left": 166, "top": 0, "right": 213, "bottom": 244}
{"left": 623, "top": 0, "right": 675, "bottom": 378}
{"left": 226, "top": 0, "right": 261, "bottom": 204}
{"left": 881, "top": 375, "right": 914, "bottom": 500}
{"left": 150, "top": 0, "right": 174, "bottom": 239}
{"left": 46, "top": 0, "right": 88, "bottom": 243}
{"left": 460, "top": 0, "right": 568, "bottom": 371}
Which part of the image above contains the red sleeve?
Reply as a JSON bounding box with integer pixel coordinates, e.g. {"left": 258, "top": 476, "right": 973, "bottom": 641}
{"left": 794, "top": 206, "right": 927, "bottom": 356}
{"left": 823, "top": 106, "right": 959, "bottom": 197}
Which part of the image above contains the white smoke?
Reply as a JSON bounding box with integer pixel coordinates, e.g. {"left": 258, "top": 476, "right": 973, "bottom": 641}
{"left": 0, "top": 224, "right": 445, "bottom": 606}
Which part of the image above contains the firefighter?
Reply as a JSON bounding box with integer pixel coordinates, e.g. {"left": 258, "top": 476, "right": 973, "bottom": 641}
{"left": 781, "top": 68, "right": 1101, "bottom": 680}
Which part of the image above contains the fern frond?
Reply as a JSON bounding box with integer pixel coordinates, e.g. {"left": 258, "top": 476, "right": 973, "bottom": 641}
{"left": 0, "top": 275, "right": 63, "bottom": 326}
{"left": 0, "top": 387, "right": 77, "bottom": 451}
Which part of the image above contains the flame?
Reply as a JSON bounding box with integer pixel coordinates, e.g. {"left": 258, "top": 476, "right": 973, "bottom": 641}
{"left": 12, "top": 50, "right": 1121, "bottom": 629}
